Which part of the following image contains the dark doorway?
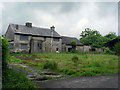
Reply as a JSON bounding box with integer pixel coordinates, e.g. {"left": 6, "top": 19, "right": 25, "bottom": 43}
{"left": 68, "top": 48, "right": 72, "bottom": 52}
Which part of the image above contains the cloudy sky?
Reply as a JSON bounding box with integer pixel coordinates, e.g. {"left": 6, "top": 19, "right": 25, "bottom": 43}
{"left": 0, "top": 1, "right": 118, "bottom": 38}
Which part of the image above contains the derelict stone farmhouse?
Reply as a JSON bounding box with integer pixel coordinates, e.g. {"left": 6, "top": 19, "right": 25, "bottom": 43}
{"left": 5, "top": 22, "right": 104, "bottom": 53}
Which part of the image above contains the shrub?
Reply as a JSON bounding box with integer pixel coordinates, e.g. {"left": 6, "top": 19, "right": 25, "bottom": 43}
{"left": 114, "top": 42, "right": 120, "bottom": 55}
{"left": 2, "top": 68, "right": 35, "bottom": 89}
{"left": 104, "top": 47, "right": 115, "bottom": 55}
{"left": 43, "top": 61, "right": 58, "bottom": 70}
{"left": 72, "top": 55, "right": 79, "bottom": 66}
{"left": 1, "top": 36, "right": 10, "bottom": 69}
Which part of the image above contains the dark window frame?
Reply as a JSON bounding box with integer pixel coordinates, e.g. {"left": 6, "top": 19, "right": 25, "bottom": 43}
{"left": 20, "top": 35, "right": 28, "bottom": 41}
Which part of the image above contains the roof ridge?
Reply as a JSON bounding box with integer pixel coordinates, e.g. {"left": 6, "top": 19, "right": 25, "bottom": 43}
{"left": 10, "top": 23, "right": 51, "bottom": 30}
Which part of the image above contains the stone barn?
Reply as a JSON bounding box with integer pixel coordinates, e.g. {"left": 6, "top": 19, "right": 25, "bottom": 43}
{"left": 61, "top": 36, "right": 84, "bottom": 52}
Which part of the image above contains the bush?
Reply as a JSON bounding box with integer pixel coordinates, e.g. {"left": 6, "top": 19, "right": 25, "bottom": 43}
{"left": 43, "top": 61, "right": 58, "bottom": 70}
{"left": 114, "top": 42, "right": 120, "bottom": 55}
{"left": 2, "top": 68, "right": 35, "bottom": 89}
{"left": 1, "top": 36, "right": 10, "bottom": 69}
{"left": 104, "top": 47, "right": 115, "bottom": 55}
{"left": 72, "top": 55, "right": 79, "bottom": 65}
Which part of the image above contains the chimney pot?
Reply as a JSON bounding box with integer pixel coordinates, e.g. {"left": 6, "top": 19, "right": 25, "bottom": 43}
{"left": 50, "top": 25, "right": 55, "bottom": 30}
{"left": 16, "top": 24, "right": 18, "bottom": 29}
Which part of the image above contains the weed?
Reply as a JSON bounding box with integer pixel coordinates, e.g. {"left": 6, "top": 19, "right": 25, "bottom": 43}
{"left": 43, "top": 61, "right": 58, "bottom": 70}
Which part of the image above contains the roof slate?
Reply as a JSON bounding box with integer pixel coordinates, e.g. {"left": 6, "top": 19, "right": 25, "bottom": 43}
{"left": 62, "top": 36, "right": 83, "bottom": 46}
{"left": 10, "top": 24, "right": 61, "bottom": 37}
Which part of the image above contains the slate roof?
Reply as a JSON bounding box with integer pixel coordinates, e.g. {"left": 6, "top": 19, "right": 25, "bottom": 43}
{"left": 9, "top": 24, "right": 61, "bottom": 37}
{"left": 62, "top": 36, "right": 83, "bottom": 46}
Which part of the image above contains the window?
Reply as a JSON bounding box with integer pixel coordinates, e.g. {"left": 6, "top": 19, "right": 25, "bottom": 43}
{"left": 20, "top": 35, "right": 28, "bottom": 40}
{"left": 38, "top": 43, "right": 42, "bottom": 49}
{"left": 53, "top": 38, "right": 59, "bottom": 41}
{"left": 9, "top": 44, "right": 14, "bottom": 49}
{"left": 21, "top": 44, "right": 27, "bottom": 49}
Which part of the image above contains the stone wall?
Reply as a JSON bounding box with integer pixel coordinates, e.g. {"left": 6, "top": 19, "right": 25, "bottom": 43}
{"left": 83, "top": 46, "right": 91, "bottom": 52}
{"left": 12, "top": 34, "right": 62, "bottom": 53}
{"left": 76, "top": 46, "right": 84, "bottom": 52}
{"left": 14, "top": 34, "right": 31, "bottom": 53}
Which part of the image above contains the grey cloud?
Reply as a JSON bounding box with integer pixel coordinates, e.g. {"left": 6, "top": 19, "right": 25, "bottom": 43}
{"left": 1, "top": 2, "right": 118, "bottom": 38}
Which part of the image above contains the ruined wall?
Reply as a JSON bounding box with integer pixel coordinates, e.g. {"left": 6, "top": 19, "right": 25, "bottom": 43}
{"left": 95, "top": 48, "right": 105, "bottom": 52}
{"left": 83, "top": 46, "right": 91, "bottom": 52}
{"left": 6, "top": 25, "right": 14, "bottom": 40}
{"left": 13, "top": 34, "right": 31, "bottom": 52}
{"left": 51, "top": 38, "right": 62, "bottom": 53}
{"left": 76, "top": 46, "right": 84, "bottom": 52}
{"left": 29, "top": 36, "right": 62, "bottom": 53}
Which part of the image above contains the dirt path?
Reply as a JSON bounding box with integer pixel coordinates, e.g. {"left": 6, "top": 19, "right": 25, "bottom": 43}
{"left": 36, "top": 74, "right": 119, "bottom": 88}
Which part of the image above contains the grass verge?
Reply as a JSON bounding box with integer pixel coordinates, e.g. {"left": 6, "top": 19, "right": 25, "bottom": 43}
{"left": 2, "top": 68, "right": 36, "bottom": 89}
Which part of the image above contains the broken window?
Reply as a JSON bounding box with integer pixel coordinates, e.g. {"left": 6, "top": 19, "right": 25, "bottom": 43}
{"left": 21, "top": 44, "right": 27, "bottom": 49}
{"left": 20, "top": 35, "right": 28, "bottom": 40}
{"left": 53, "top": 38, "right": 59, "bottom": 41}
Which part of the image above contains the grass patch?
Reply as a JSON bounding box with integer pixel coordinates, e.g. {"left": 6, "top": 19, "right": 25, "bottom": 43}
{"left": 2, "top": 68, "right": 36, "bottom": 89}
{"left": 10, "top": 53, "right": 119, "bottom": 76}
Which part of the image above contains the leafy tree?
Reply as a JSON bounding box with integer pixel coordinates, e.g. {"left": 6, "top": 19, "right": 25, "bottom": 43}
{"left": 80, "top": 28, "right": 101, "bottom": 38}
{"left": 80, "top": 28, "right": 103, "bottom": 48}
{"left": 104, "top": 32, "right": 117, "bottom": 40}
{"left": 71, "top": 40, "right": 77, "bottom": 47}
{"left": 71, "top": 40, "right": 77, "bottom": 53}
{"left": 80, "top": 28, "right": 118, "bottom": 48}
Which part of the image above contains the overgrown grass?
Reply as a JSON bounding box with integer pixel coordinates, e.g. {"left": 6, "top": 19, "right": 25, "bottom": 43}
{"left": 2, "top": 68, "right": 36, "bottom": 89}
{"left": 10, "top": 53, "right": 119, "bottom": 76}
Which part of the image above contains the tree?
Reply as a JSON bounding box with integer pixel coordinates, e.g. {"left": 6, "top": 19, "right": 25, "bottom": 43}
{"left": 80, "top": 28, "right": 103, "bottom": 48}
{"left": 71, "top": 40, "right": 77, "bottom": 53}
{"left": 80, "top": 28, "right": 101, "bottom": 38}
{"left": 104, "top": 32, "right": 118, "bottom": 43}
{"left": 71, "top": 40, "right": 77, "bottom": 48}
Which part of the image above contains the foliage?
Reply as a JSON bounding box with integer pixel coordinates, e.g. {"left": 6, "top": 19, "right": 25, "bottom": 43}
{"left": 80, "top": 28, "right": 101, "bottom": 38}
{"left": 114, "top": 42, "right": 120, "bottom": 55}
{"left": 104, "top": 47, "right": 115, "bottom": 55}
{"left": 80, "top": 28, "right": 104, "bottom": 48}
{"left": 71, "top": 40, "right": 77, "bottom": 53}
{"left": 72, "top": 55, "right": 78, "bottom": 66}
{"left": 104, "top": 32, "right": 117, "bottom": 40}
{"left": 2, "top": 68, "right": 36, "bottom": 89}
{"left": 43, "top": 60, "right": 58, "bottom": 70}
{"left": 70, "top": 49, "right": 78, "bottom": 53}
{"left": 80, "top": 28, "right": 118, "bottom": 48}
{"left": 1, "top": 36, "right": 10, "bottom": 69}
{"left": 71, "top": 40, "right": 77, "bottom": 46}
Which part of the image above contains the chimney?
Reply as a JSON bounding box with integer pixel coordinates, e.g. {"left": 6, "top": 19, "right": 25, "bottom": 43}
{"left": 16, "top": 24, "right": 18, "bottom": 29}
{"left": 50, "top": 25, "right": 55, "bottom": 30}
{"left": 25, "top": 22, "right": 32, "bottom": 27}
